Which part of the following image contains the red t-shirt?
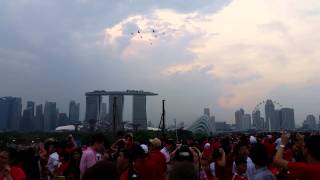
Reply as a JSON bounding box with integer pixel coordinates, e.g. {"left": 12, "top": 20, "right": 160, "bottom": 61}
{"left": 232, "top": 174, "right": 248, "bottom": 180}
{"left": 0, "top": 166, "right": 26, "bottom": 180}
{"left": 287, "top": 162, "right": 320, "bottom": 180}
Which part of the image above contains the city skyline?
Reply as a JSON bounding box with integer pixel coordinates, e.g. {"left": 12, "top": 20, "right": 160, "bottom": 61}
{"left": 1, "top": 1, "right": 320, "bottom": 126}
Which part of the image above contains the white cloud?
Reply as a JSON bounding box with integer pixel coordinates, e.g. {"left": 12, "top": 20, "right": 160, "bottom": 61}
{"left": 104, "top": 0, "right": 320, "bottom": 111}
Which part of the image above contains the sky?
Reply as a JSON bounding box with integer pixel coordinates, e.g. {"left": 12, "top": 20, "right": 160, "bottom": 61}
{"left": 1, "top": 0, "right": 320, "bottom": 127}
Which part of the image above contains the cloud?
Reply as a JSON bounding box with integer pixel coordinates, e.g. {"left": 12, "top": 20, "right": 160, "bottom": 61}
{"left": 104, "top": 0, "right": 320, "bottom": 112}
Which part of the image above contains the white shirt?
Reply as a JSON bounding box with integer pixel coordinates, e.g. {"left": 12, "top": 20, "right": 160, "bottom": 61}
{"left": 209, "top": 162, "right": 216, "bottom": 176}
{"left": 160, "top": 147, "right": 170, "bottom": 163}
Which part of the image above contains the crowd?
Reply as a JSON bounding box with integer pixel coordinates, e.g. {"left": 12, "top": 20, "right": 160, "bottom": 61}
{"left": 0, "top": 131, "right": 320, "bottom": 180}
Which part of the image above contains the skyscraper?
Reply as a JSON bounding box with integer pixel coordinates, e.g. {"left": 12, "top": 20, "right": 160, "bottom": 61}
{"left": 21, "top": 108, "right": 33, "bottom": 131}
{"left": 0, "top": 97, "right": 22, "bottom": 131}
{"left": 242, "top": 114, "right": 251, "bottom": 130}
{"left": 44, "top": 102, "right": 57, "bottom": 131}
{"left": 204, "top": 108, "right": 210, "bottom": 117}
{"left": 303, "top": 114, "right": 317, "bottom": 130}
{"left": 100, "top": 102, "right": 107, "bottom": 121}
{"left": 69, "top": 101, "right": 80, "bottom": 123}
{"left": 85, "top": 96, "right": 101, "bottom": 121}
{"left": 252, "top": 110, "right": 264, "bottom": 130}
{"left": 109, "top": 95, "right": 124, "bottom": 131}
{"left": 265, "top": 100, "right": 279, "bottom": 131}
{"left": 35, "top": 104, "right": 44, "bottom": 131}
{"left": 280, "top": 108, "right": 295, "bottom": 130}
{"left": 132, "top": 95, "right": 147, "bottom": 130}
{"left": 58, "top": 113, "right": 68, "bottom": 126}
{"left": 0, "top": 98, "right": 10, "bottom": 130}
{"left": 27, "top": 101, "right": 35, "bottom": 118}
{"left": 235, "top": 108, "right": 245, "bottom": 131}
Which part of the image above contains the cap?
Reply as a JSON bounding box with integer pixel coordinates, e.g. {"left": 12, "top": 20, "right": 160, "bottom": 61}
{"left": 149, "top": 138, "right": 161, "bottom": 148}
{"left": 140, "top": 144, "right": 149, "bottom": 154}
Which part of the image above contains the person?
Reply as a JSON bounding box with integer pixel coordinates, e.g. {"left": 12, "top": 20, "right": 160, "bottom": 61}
{"left": 232, "top": 156, "right": 248, "bottom": 180}
{"left": 209, "top": 148, "right": 226, "bottom": 180}
{"left": 148, "top": 138, "right": 167, "bottom": 180}
{"left": 79, "top": 134, "right": 105, "bottom": 179}
{"left": 232, "top": 142, "right": 256, "bottom": 180}
{"left": 45, "top": 139, "right": 60, "bottom": 180}
{"left": 64, "top": 148, "right": 82, "bottom": 180}
{"left": 117, "top": 149, "right": 139, "bottom": 180}
{"left": 250, "top": 143, "right": 276, "bottom": 180}
{"left": 160, "top": 139, "right": 175, "bottom": 165}
{"left": 0, "top": 148, "right": 26, "bottom": 180}
{"left": 274, "top": 132, "right": 320, "bottom": 180}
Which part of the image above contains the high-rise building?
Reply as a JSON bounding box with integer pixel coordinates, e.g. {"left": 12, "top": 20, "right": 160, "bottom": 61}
{"left": 242, "top": 114, "right": 251, "bottom": 130}
{"left": 35, "top": 104, "right": 44, "bottom": 131}
{"left": 27, "top": 101, "right": 35, "bottom": 118}
{"left": 100, "top": 102, "right": 107, "bottom": 121}
{"left": 57, "top": 113, "right": 68, "bottom": 126}
{"left": 109, "top": 95, "right": 124, "bottom": 131}
{"left": 0, "top": 98, "right": 10, "bottom": 130}
{"left": 265, "top": 100, "right": 279, "bottom": 131}
{"left": 69, "top": 101, "right": 80, "bottom": 123}
{"left": 252, "top": 110, "right": 264, "bottom": 130}
{"left": 280, "top": 108, "right": 295, "bottom": 130}
{"left": 21, "top": 108, "right": 33, "bottom": 131}
{"left": 235, "top": 108, "right": 245, "bottom": 131}
{"left": 303, "top": 114, "right": 317, "bottom": 130}
{"left": 132, "top": 95, "right": 147, "bottom": 130}
{"left": 44, "top": 102, "right": 57, "bottom": 131}
{"left": 204, "top": 108, "right": 210, "bottom": 117}
{"left": 85, "top": 96, "right": 101, "bottom": 121}
{"left": 0, "top": 97, "right": 22, "bottom": 131}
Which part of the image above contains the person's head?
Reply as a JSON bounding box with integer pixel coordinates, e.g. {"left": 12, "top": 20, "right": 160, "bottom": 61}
{"left": 0, "top": 148, "right": 11, "bottom": 168}
{"left": 303, "top": 135, "right": 320, "bottom": 162}
{"left": 44, "top": 139, "right": 57, "bottom": 154}
{"left": 174, "top": 145, "right": 194, "bottom": 162}
{"left": 116, "top": 149, "right": 130, "bottom": 172}
{"left": 250, "top": 143, "right": 269, "bottom": 168}
{"left": 235, "top": 142, "right": 249, "bottom": 158}
{"left": 149, "top": 138, "right": 162, "bottom": 150}
{"left": 165, "top": 139, "right": 175, "bottom": 151}
{"left": 235, "top": 156, "right": 247, "bottom": 175}
{"left": 90, "top": 133, "right": 105, "bottom": 153}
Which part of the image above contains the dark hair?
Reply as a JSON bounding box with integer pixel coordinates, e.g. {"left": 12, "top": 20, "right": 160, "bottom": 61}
{"left": 305, "top": 135, "right": 320, "bottom": 161}
{"left": 250, "top": 143, "right": 269, "bottom": 167}
{"left": 90, "top": 133, "right": 105, "bottom": 145}
{"left": 234, "top": 141, "right": 249, "bottom": 156}
{"left": 44, "top": 140, "right": 57, "bottom": 151}
{"left": 174, "top": 145, "right": 193, "bottom": 162}
{"left": 82, "top": 161, "right": 119, "bottom": 180}
{"left": 235, "top": 156, "right": 247, "bottom": 166}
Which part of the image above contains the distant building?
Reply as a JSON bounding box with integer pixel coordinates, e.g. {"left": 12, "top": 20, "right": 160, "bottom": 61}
{"left": 188, "top": 115, "right": 215, "bottom": 135}
{"left": 303, "top": 114, "right": 317, "bottom": 130}
{"left": 85, "top": 96, "right": 101, "bottom": 121}
{"left": 69, "top": 101, "right": 80, "bottom": 123}
{"left": 280, "top": 108, "right": 295, "bottom": 130}
{"left": 235, "top": 108, "right": 245, "bottom": 131}
{"left": 100, "top": 102, "right": 107, "bottom": 121}
{"left": 242, "top": 114, "right": 251, "bottom": 130}
{"left": 265, "top": 99, "right": 280, "bottom": 131}
{"left": 204, "top": 108, "right": 210, "bottom": 117}
{"left": 215, "top": 122, "right": 231, "bottom": 132}
{"left": 58, "top": 113, "right": 69, "bottom": 126}
{"left": 109, "top": 95, "right": 124, "bottom": 131}
{"left": 27, "top": 101, "right": 35, "bottom": 118}
{"left": 44, "top": 102, "right": 57, "bottom": 131}
{"left": 252, "top": 110, "right": 264, "bottom": 130}
{"left": 0, "top": 97, "right": 22, "bottom": 131}
{"left": 132, "top": 95, "right": 147, "bottom": 130}
{"left": 35, "top": 104, "right": 44, "bottom": 131}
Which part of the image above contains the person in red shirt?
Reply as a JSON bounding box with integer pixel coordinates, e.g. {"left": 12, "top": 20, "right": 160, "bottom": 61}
{"left": 148, "top": 138, "right": 167, "bottom": 180}
{"left": 274, "top": 132, "right": 320, "bottom": 180}
{"left": 0, "top": 148, "right": 26, "bottom": 180}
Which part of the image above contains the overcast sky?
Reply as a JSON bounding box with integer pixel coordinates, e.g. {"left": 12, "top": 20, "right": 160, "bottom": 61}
{"left": 1, "top": 0, "right": 320, "bottom": 126}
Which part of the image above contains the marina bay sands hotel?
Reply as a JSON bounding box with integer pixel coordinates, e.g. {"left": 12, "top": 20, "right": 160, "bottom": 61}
{"left": 85, "top": 90, "right": 158, "bottom": 131}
